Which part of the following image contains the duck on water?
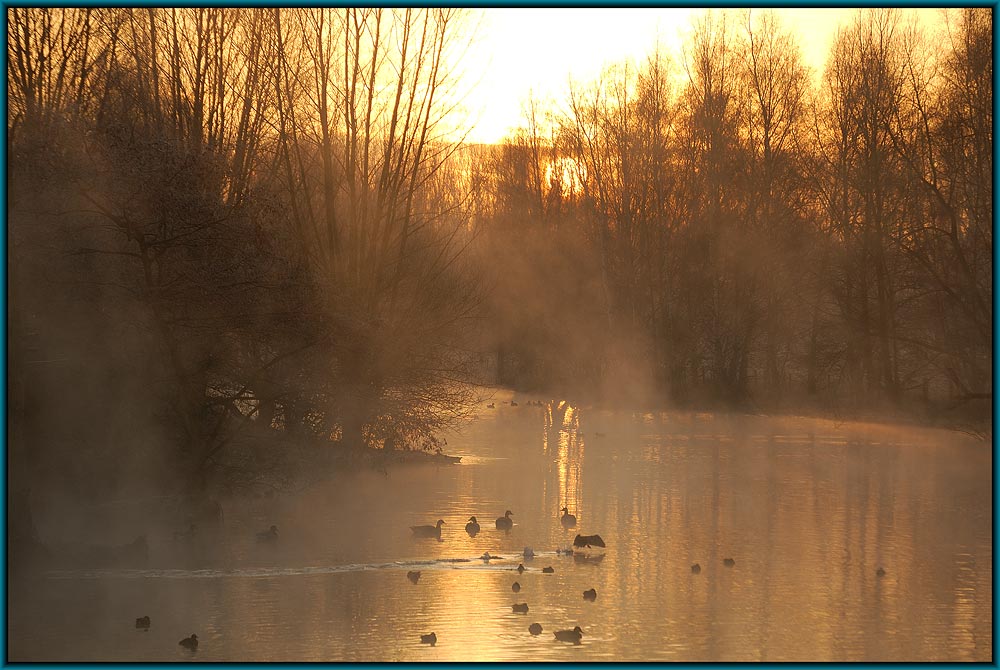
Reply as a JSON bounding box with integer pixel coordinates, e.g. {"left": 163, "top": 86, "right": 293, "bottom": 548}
{"left": 554, "top": 627, "right": 584, "bottom": 644}
{"left": 465, "top": 516, "right": 480, "bottom": 536}
{"left": 411, "top": 520, "right": 445, "bottom": 539}
{"left": 573, "top": 534, "right": 605, "bottom": 548}
{"left": 560, "top": 507, "right": 577, "bottom": 528}
{"left": 496, "top": 510, "right": 514, "bottom": 531}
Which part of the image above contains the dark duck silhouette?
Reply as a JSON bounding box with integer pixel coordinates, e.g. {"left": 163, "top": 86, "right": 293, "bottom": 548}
{"left": 541, "top": 566, "right": 554, "bottom": 574}
{"left": 876, "top": 567, "right": 886, "bottom": 577}
{"left": 420, "top": 632, "right": 437, "bottom": 646}
{"left": 512, "top": 603, "right": 529, "bottom": 613}
{"left": 560, "top": 507, "right": 577, "bottom": 529}
{"left": 573, "top": 534, "right": 605, "bottom": 548}
{"left": 487, "top": 402, "right": 495, "bottom": 408}
{"left": 496, "top": 510, "right": 513, "bottom": 531}
{"left": 583, "top": 588, "right": 597, "bottom": 601}
{"left": 512, "top": 581, "right": 521, "bottom": 593}
{"left": 554, "top": 626, "right": 583, "bottom": 644}
{"left": 465, "top": 516, "right": 480, "bottom": 536}
{"left": 723, "top": 557, "right": 735, "bottom": 567}
{"left": 407, "top": 570, "right": 421, "bottom": 584}
{"left": 256, "top": 525, "right": 278, "bottom": 542}
{"left": 691, "top": 563, "right": 702, "bottom": 574}
{"left": 135, "top": 616, "right": 150, "bottom": 630}
{"left": 528, "top": 623, "right": 543, "bottom": 636}
{"left": 516, "top": 563, "right": 525, "bottom": 574}
{"left": 179, "top": 634, "right": 198, "bottom": 650}
{"left": 411, "top": 520, "right": 444, "bottom": 539}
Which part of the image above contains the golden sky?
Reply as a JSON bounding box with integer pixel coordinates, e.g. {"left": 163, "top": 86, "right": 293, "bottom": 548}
{"left": 460, "top": 8, "right": 938, "bottom": 145}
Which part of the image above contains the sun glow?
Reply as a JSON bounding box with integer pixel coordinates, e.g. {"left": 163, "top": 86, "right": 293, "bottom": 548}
{"left": 460, "top": 8, "right": 940, "bottom": 145}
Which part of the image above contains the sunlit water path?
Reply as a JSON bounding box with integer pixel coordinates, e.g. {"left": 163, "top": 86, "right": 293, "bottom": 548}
{"left": 10, "top": 399, "right": 991, "bottom": 661}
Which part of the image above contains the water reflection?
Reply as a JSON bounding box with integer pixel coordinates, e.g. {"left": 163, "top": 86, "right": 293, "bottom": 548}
{"left": 9, "top": 408, "right": 991, "bottom": 661}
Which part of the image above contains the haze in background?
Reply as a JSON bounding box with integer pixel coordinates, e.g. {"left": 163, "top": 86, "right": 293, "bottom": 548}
{"left": 465, "top": 8, "right": 939, "bottom": 144}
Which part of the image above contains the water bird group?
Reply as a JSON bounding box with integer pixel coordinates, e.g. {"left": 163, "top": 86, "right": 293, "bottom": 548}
{"left": 403, "top": 506, "right": 607, "bottom": 651}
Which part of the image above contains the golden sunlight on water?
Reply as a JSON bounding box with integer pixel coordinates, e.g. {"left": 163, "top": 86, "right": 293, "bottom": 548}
{"left": 10, "top": 402, "right": 991, "bottom": 661}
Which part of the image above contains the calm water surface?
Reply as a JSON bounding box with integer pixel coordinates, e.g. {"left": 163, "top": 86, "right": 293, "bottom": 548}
{"left": 10, "top": 398, "right": 992, "bottom": 661}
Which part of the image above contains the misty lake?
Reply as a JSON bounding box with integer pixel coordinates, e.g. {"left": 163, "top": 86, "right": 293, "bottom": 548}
{"left": 9, "top": 395, "right": 992, "bottom": 662}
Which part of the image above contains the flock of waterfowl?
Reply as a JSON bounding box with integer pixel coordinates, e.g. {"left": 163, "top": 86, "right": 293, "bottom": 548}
{"left": 133, "top": 522, "right": 285, "bottom": 652}
{"left": 407, "top": 506, "right": 606, "bottom": 647}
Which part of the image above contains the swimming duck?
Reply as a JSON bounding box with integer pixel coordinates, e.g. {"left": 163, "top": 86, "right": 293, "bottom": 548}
{"left": 481, "top": 552, "right": 498, "bottom": 562}
{"left": 496, "top": 510, "right": 513, "bottom": 531}
{"left": 542, "top": 566, "right": 554, "bottom": 574}
{"left": 876, "top": 567, "right": 886, "bottom": 577}
{"left": 420, "top": 632, "right": 437, "bottom": 646}
{"left": 583, "top": 588, "right": 597, "bottom": 601}
{"left": 407, "top": 570, "right": 421, "bottom": 584}
{"left": 516, "top": 563, "right": 525, "bottom": 574}
{"left": 511, "top": 401, "right": 518, "bottom": 406}
{"left": 691, "top": 563, "right": 701, "bottom": 574}
{"left": 529, "top": 623, "right": 543, "bottom": 636}
{"left": 487, "top": 403, "right": 495, "bottom": 409}
{"left": 554, "top": 626, "right": 583, "bottom": 644}
{"left": 512, "top": 581, "right": 521, "bottom": 593}
{"left": 135, "top": 616, "right": 150, "bottom": 630}
{"left": 556, "top": 547, "right": 574, "bottom": 556}
{"left": 465, "top": 516, "right": 480, "bottom": 536}
{"left": 256, "top": 525, "right": 278, "bottom": 542}
{"left": 595, "top": 432, "right": 606, "bottom": 438}
{"left": 411, "top": 520, "right": 445, "bottom": 539}
{"left": 723, "top": 558, "right": 735, "bottom": 567}
{"left": 560, "top": 507, "right": 577, "bottom": 528}
{"left": 512, "top": 603, "right": 529, "bottom": 613}
{"left": 179, "top": 634, "right": 198, "bottom": 650}
{"left": 523, "top": 547, "right": 535, "bottom": 559}
{"left": 573, "top": 534, "right": 605, "bottom": 548}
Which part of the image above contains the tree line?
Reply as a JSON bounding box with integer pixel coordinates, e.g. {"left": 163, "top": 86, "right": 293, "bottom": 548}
{"left": 8, "top": 8, "right": 481, "bottom": 498}
{"left": 472, "top": 8, "right": 991, "bottom": 429}
{"left": 6, "top": 8, "right": 991, "bottom": 504}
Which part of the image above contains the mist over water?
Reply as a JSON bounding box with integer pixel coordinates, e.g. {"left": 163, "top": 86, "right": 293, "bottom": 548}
{"left": 10, "top": 399, "right": 990, "bottom": 662}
